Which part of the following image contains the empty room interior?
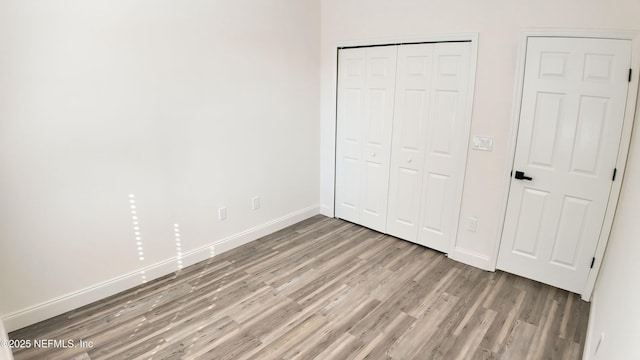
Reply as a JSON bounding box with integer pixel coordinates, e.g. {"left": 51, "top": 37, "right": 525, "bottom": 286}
{"left": 1, "top": 1, "right": 640, "bottom": 359}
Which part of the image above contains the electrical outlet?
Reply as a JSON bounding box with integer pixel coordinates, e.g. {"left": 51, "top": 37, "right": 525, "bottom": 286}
{"left": 218, "top": 207, "right": 227, "bottom": 220}
{"left": 466, "top": 217, "right": 478, "bottom": 232}
{"left": 472, "top": 135, "right": 493, "bottom": 151}
{"left": 252, "top": 196, "right": 260, "bottom": 210}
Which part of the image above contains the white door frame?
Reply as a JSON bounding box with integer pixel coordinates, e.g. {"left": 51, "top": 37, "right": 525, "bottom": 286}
{"left": 332, "top": 33, "right": 479, "bottom": 257}
{"left": 494, "top": 29, "right": 640, "bottom": 301}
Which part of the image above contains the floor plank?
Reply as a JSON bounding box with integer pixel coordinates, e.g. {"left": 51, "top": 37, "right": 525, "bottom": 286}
{"left": 10, "top": 216, "right": 590, "bottom": 359}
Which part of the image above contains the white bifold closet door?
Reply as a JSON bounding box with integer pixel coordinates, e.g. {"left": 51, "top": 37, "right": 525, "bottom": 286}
{"left": 335, "top": 46, "right": 398, "bottom": 233}
{"left": 386, "top": 42, "right": 471, "bottom": 252}
{"left": 336, "top": 42, "right": 472, "bottom": 253}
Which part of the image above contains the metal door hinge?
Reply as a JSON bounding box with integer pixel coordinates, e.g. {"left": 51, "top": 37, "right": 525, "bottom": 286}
{"left": 590, "top": 257, "right": 596, "bottom": 269}
{"left": 629, "top": 68, "right": 632, "bottom": 82}
{"left": 612, "top": 168, "right": 617, "bottom": 181}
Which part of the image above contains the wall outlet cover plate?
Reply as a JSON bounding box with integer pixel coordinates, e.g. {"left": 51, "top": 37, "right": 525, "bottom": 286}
{"left": 472, "top": 135, "right": 493, "bottom": 151}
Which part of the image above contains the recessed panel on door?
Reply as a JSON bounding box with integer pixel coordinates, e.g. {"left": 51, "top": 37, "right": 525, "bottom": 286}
{"left": 550, "top": 196, "right": 591, "bottom": 269}
{"left": 570, "top": 96, "right": 608, "bottom": 175}
{"left": 529, "top": 92, "right": 564, "bottom": 168}
{"left": 421, "top": 172, "right": 449, "bottom": 235}
{"left": 512, "top": 188, "right": 549, "bottom": 258}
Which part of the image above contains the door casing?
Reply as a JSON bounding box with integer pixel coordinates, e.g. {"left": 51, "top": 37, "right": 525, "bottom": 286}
{"left": 495, "top": 30, "right": 640, "bottom": 301}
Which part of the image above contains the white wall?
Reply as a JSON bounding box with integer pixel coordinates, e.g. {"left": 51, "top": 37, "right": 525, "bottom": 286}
{"left": 584, "top": 113, "right": 640, "bottom": 358}
{"left": 320, "top": 0, "right": 640, "bottom": 269}
{"left": 0, "top": 0, "right": 320, "bottom": 330}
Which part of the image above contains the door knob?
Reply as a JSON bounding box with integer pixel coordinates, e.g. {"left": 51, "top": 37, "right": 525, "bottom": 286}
{"left": 407, "top": 158, "right": 412, "bottom": 163}
{"left": 514, "top": 171, "right": 533, "bottom": 181}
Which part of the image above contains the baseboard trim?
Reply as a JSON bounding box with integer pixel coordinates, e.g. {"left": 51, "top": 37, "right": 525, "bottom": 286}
{"left": 2, "top": 206, "right": 320, "bottom": 332}
{"left": 449, "top": 247, "right": 493, "bottom": 271}
{"left": 212, "top": 206, "right": 320, "bottom": 254}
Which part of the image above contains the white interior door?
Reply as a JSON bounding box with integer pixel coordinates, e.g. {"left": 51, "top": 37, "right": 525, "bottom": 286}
{"left": 417, "top": 42, "right": 472, "bottom": 253}
{"left": 498, "top": 37, "right": 631, "bottom": 294}
{"left": 386, "top": 44, "right": 434, "bottom": 241}
{"left": 335, "top": 46, "right": 397, "bottom": 232}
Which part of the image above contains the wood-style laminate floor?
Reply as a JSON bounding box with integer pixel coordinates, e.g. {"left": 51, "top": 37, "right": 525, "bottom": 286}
{"left": 10, "top": 215, "right": 590, "bottom": 360}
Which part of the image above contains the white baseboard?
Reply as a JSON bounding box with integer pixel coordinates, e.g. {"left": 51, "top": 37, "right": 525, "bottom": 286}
{"left": 212, "top": 206, "right": 319, "bottom": 254}
{"left": 2, "top": 206, "right": 320, "bottom": 332}
{"left": 0, "top": 320, "right": 14, "bottom": 360}
{"left": 449, "top": 247, "right": 493, "bottom": 271}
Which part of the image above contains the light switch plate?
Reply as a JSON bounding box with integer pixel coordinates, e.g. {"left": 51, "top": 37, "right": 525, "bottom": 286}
{"left": 472, "top": 136, "right": 493, "bottom": 151}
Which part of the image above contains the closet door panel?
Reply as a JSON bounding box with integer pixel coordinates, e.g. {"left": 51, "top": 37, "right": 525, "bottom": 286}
{"left": 336, "top": 46, "right": 397, "bottom": 232}
{"left": 387, "top": 44, "right": 434, "bottom": 241}
{"left": 421, "top": 172, "right": 450, "bottom": 236}
{"left": 335, "top": 48, "right": 366, "bottom": 223}
{"left": 359, "top": 46, "right": 397, "bottom": 232}
{"left": 418, "top": 42, "right": 471, "bottom": 253}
